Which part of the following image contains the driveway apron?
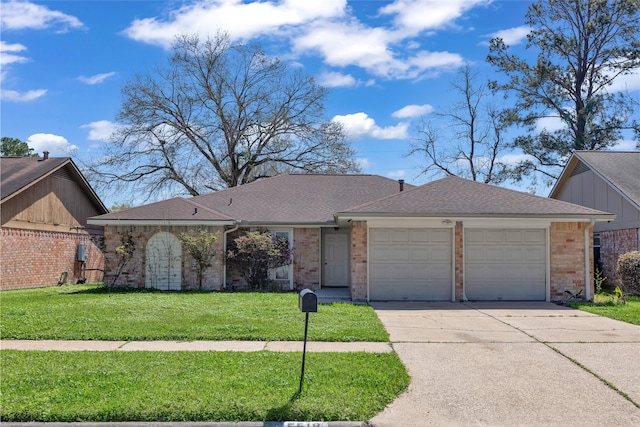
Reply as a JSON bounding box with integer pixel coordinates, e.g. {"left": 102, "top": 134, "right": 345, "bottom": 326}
{"left": 369, "top": 302, "right": 640, "bottom": 427}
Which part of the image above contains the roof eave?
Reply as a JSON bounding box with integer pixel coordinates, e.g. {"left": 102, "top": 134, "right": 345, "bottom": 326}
{"left": 87, "top": 219, "right": 237, "bottom": 226}
{"left": 335, "top": 212, "right": 615, "bottom": 222}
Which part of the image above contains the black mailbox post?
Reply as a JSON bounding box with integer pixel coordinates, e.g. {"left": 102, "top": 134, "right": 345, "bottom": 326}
{"left": 298, "top": 289, "right": 317, "bottom": 394}
{"left": 299, "top": 289, "right": 318, "bottom": 313}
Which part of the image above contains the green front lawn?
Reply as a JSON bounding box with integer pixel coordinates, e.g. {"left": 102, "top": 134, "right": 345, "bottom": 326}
{"left": 1, "top": 350, "right": 409, "bottom": 422}
{"left": 570, "top": 294, "right": 640, "bottom": 325}
{"left": 0, "top": 284, "right": 388, "bottom": 342}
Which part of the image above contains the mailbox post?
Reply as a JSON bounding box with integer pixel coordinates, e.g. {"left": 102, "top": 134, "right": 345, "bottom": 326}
{"left": 298, "top": 289, "right": 317, "bottom": 394}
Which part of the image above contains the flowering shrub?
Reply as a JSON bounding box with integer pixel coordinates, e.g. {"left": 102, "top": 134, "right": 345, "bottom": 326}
{"left": 226, "top": 229, "right": 292, "bottom": 290}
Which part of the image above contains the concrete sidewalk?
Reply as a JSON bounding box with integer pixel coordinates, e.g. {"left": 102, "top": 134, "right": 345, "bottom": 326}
{"left": 369, "top": 302, "right": 640, "bottom": 427}
{"left": 0, "top": 340, "right": 392, "bottom": 353}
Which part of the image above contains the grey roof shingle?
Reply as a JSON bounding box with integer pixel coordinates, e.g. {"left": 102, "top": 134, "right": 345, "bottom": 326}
{"left": 571, "top": 151, "right": 640, "bottom": 208}
{"left": 94, "top": 198, "right": 233, "bottom": 222}
{"left": 341, "top": 175, "right": 611, "bottom": 217}
{"left": 91, "top": 174, "right": 409, "bottom": 224}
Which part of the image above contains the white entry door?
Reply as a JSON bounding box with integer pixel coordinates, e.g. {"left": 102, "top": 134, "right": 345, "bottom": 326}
{"left": 145, "top": 232, "right": 182, "bottom": 290}
{"left": 323, "top": 233, "right": 349, "bottom": 287}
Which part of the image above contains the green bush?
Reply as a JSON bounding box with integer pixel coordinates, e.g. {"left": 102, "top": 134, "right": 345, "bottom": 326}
{"left": 617, "top": 251, "right": 640, "bottom": 295}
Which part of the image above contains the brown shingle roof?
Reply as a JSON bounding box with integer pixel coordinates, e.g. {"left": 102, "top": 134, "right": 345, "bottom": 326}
{"left": 1, "top": 156, "right": 107, "bottom": 214}
{"left": 1, "top": 156, "right": 70, "bottom": 201}
{"left": 193, "top": 174, "right": 410, "bottom": 224}
{"left": 341, "top": 176, "right": 612, "bottom": 217}
{"left": 94, "top": 198, "right": 233, "bottom": 222}
{"left": 91, "top": 174, "right": 409, "bottom": 225}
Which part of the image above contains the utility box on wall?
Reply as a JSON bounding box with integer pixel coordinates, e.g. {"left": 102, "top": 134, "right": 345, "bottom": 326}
{"left": 76, "top": 244, "right": 87, "bottom": 262}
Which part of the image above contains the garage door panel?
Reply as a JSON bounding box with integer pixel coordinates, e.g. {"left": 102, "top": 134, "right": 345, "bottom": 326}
{"left": 391, "top": 229, "right": 410, "bottom": 242}
{"left": 465, "top": 228, "right": 546, "bottom": 301}
{"left": 369, "top": 228, "right": 452, "bottom": 301}
{"left": 370, "top": 229, "right": 390, "bottom": 242}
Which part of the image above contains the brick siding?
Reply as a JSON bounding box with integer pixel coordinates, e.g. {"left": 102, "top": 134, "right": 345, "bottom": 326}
{"left": 293, "top": 228, "right": 320, "bottom": 290}
{"left": 350, "top": 221, "right": 368, "bottom": 301}
{"left": 102, "top": 225, "right": 225, "bottom": 290}
{"left": 549, "top": 222, "right": 592, "bottom": 300}
{"left": 600, "top": 228, "right": 640, "bottom": 283}
{"left": 1, "top": 227, "right": 104, "bottom": 290}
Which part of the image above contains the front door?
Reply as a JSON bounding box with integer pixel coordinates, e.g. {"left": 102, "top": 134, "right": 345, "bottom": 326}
{"left": 323, "top": 233, "right": 349, "bottom": 287}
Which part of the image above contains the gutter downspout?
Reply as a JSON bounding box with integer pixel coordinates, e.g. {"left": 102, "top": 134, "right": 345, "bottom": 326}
{"left": 222, "top": 224, "right": 239, "bottom": 289}
{"left": 585, "top": 219, "right": 595, "bottom": 301}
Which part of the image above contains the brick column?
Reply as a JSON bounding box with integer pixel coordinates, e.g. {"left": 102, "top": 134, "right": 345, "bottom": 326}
{"left": 350, "top": 221, "right": 368, "bottom": 301}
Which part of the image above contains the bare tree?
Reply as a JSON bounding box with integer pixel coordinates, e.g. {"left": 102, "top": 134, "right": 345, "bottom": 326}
{"left": 86, "top": 33, "right": 358, "bottom": 200}
{"left": 487, "top": 0, "right": 640, "bottom": 184}
{"left": 409, "top": 66, "right": 509, "bottom": 184}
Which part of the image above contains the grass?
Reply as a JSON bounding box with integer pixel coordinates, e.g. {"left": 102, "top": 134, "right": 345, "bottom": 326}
{"left": 570, "top": 293, "right": 640, "bottom": 325}
{"left": 0, "top": 350, "right": 410, "bottom": 422}
{"left": 0, "top": 284, "right": 388, "bottom": 342}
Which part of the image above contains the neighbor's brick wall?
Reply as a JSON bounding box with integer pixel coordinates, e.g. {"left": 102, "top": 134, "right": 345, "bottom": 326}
{"left": 102, "top": 225, "right": 225, "bottom": 290}
{"left": 1, "top": 227, "right": 104, "bottom": 290}
{"left": 549, "top": 222, "right": 592, "bottom": 301}
{"left": 350, "top": 221, "right": 368, "bottom": 301}
{"left": 293, "top": 228, "right": 320, "bottom": 290}
{"left": 600, "top": 228, "right": 639, "bottom": 282}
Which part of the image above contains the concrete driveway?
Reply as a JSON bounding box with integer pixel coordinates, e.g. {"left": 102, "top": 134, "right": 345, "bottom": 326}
{"left": 369, "top": 302, "right": 640, "bottom": 427}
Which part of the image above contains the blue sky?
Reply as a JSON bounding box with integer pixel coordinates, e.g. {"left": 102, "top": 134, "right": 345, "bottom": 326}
{"left": 1, "top": 0, "right": 638, "bottom": 205}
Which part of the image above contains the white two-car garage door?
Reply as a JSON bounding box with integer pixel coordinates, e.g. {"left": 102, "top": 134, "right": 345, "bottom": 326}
{"left": 369, "top": 228, "right": 452, "bottom": 301}
{"left": 465, "top": 229, "right": 546, "bottom": 301}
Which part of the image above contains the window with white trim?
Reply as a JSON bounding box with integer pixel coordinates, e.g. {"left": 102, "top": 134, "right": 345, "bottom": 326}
{"left": 271, "top": 229, "right": 292, "bottom": 286}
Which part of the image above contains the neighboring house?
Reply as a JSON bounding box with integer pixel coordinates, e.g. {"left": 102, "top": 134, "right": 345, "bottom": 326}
{"left": 1, "top": 153, "right": 108, "bottom": 290}
{"left": 88, "top": 174, "right": 612, "bottom": 302}
{"left": 550, "top": 151, "right": 640, "bottom": 282}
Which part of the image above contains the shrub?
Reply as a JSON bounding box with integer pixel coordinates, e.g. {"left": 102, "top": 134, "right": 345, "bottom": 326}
{"left": 617, "top": 251, "right": 640, "bottom": 295}
{"left": 226, "top": 229, "right": 292, "bottom": 291}
{"left": 178, "top": 229, "right": 218, "bottom": 290}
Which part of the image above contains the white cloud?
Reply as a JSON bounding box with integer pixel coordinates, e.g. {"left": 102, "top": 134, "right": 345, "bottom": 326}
{"left": 496, "top": 153, "right": 536, "bottom": 166}
{"left": 387, "top": 169, "right": 406, "bottom": 178}
{"left": 535, "top": 116, "right": 567, "bottom": 133}
{"left": 356, "top": 157, "right": 372, "bottom": 170}
{"left": 122, "top": 0, "right": 477, "bottom": 80}
{"left": 484, "top": 25, "right": 531, "bottom": 46}
{"left": 81, "top": 120, "right": 121, "bottom": 141}
{"left": 380, "top": 0, "right": 490, "bottom": 34}
{"left": 611, "top": 139, "right": 638, "bottom": 151}
{"left": 123, "top": 0, "right": 347, "bottom": 49}
{"left": 332, "top": 112, "right": 409, "bottom": 140}
{"left": 26, "top": 133, "right": 78, "bottom": 155}
{"left": 1, "top": 88, "right": 47, "bottom": 102}
{"left": 294, "top": 19, "right": 465, "bottom": 79}
{"left": 392, "top": 104, "right": 434, "bottom": 119}
{"left": 78, "top": 72, "right": 116, "bottom": 85}
{"left": 0, "top": 0, "right": 84, "bottom": 32}
{"left": 0, "top": 41, "right": 28, "bottom": 65}
{"left": 606, "top": 67, "right": 640, "bottom": 93}
{"left": 317, "top": 71, "right": 356, "bottom": 88}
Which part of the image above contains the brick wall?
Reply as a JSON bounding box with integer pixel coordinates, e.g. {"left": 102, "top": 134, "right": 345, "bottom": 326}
{"left": 102, "top": 225, "right": 225, "bottom": 290}
{"left": 293, "top": 228, "right": 320, "bottom": 289}
{"left": 549, "top": 222, "right": 591, "bottom": 300}
{"left": 600, "top": 228, "right": 639, "bottom": 282}
{"left": 350, "top": 221, "right": 368, "bottom": 301}
{"left": 1, "top": 227, "right": 104, "bottom": 290}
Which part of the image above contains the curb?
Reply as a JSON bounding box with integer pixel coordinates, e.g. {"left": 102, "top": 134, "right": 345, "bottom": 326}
{"left": 0, "top": 422, "right": 367, "bottom": 427}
